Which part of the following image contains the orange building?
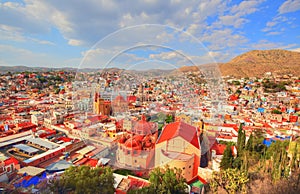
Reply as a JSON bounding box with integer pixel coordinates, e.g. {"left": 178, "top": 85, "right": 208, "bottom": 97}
{"left": 155, "top": 121, "right": 200, "bottom": 182}
{"left": 94, "top": 93, "right": 111, "bottom": 115}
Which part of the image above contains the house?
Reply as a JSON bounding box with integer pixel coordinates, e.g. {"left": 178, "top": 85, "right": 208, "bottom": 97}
{"left": 0, "top": 155, "right": 20, "bottom": 182}
{"left": 114, "top": 173, "right": 150, "bottom": 194}
{"left": 155, "top": 121, "right": 200, "bottom": 182}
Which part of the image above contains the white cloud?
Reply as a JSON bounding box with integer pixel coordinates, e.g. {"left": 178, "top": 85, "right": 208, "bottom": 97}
{"left": 262, "top": 15, "right": 290, "bottom": 34}
{"left": 266, "top": 31, "right": 282, "bottom": 35}
{"left": 230, "top": 0, "right": 262, "bottom": 15}
{"left": 251, "top": 40, "right": 297, "bottom": 50}
{"left": 278, "top": 0, "right": 300, "bottom": 14}
{"left": 266, "top": 21, "right": 277, "bottom": 27}
{"left": 0, "top": 24, "right": 55, "bottom": 45}
{"left": 290, "top": 47, "right": 300, "bottom": 52}
{"left": 0, "top": 44, "right": 58, "bottom": 67}
{"left": 1, "top": 0, "right": 298, "bottom": 68}
{"left": 149, "top": 51, "right": 179, "bottom": 60}
{"left": 218, "top": 15, "right": 248, "bottom": 28}
{"left": 212, "top": 0, "right": 263, "bottom": 28}
{"left": 68, "top": 39, "right": 83, "bottom": 46}
{"left": 0, "top": 0, "right": 234, "bottom": 47}
{"left": 200, "top": 28, "right": 248, "bottom": 50}
{"left": 148, "top": 50, "right": 228, "bottom": 66}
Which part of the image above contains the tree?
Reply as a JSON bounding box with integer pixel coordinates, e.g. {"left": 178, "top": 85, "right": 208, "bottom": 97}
{"left": 48, "top": 166, "right": 115, "bottom": 194}
{"left": 237, "top": 124, "right": 246, "bottom": 157}
{"left": 246, "top": 133, "right": 253, "bottom": 152}
{"left": 113, "top": 168, "right": 135, "bottom": 176}
{"left": 220, "top": 144, "right": 234, "bottom": 170}
{"left": 150, "top": 166, "right": 187, "bottom": 194}
{"left": 131, "top": 166, "right": 188, "bottom": 194}
{"left": 165, "top": 114, "right": 173, "bottom": 123}
{"left": 271, "top": 109, "right": 282, "bottom": 114}
{"left": 209, "top": 168, "right": 249, "bottom": 194}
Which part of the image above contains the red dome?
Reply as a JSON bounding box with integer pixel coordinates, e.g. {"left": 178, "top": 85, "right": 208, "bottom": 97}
{"left": 124, "top": 137, "right": 142, "bottom": 150}
{"left": 132, "top": 115, "right": 157, "bottom": 135}
{"left": 144, "top": 141, "right": 152, "bottom": 148}
{"left": 118, "top": 136, "right": 127, "bottom": 144}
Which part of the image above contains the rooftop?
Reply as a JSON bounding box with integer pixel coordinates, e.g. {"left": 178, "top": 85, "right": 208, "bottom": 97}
{"left": 13, "top": 144, "right": 39, "bottom": 154}
{"left": 26, "top": 137, "right": 59, "bottom": 150}
{"left": 18, "top": 166, "right": 45, "bottom": 177}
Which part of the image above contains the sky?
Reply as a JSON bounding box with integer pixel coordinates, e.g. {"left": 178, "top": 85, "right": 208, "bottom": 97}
{"left": 0, "top": 0, "right": 300, "bottom": 70}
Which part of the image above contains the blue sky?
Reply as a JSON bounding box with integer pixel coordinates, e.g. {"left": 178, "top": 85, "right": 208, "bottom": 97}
{"left": 0, "top": 0, "right": 299, "bottom": 69}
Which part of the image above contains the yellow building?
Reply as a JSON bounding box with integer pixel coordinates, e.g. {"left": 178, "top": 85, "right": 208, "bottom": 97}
{"left": 155, "top": 121, "right": 200, "bottom": 182}
{"left": 94, "top": 93, "right": 111, "bottom": 115}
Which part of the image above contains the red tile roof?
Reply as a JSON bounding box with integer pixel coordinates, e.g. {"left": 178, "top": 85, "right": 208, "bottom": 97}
{"left": 4, "top": 157, "right": 19, "bottom": 166}
{"left": 57, "top": 137, "right": 73, "bottom": 142}
{"left": 127, "top": 96, "right": 137, "bottom": 103}
{"left": 157, "top": 121, "right": 199, "bottom": 149}
{"left": 17, "top": 122, "right": 37, "bottom": 130}
{"left": 87, "top": 115, "right": 108, "bottom": 123}
{"left": 84, "top": 158, "right": 98, "bottom": 167}
{"left": 211, "top": 143, "right": 226, "bottom": 155}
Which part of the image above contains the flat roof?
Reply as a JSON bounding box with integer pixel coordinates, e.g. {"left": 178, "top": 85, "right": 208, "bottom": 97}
{"left": 76, "top": 145, "right": 95, "bottom": 156}
{"left": 26, "top": 137, "right": 59, "bottom": 150}
{"left": 13, "top": 144, "right": 39, "bottom": 154}
{"left": 113, "top": 173, "right": 126, "bottom": 189}
{"left": 23, "top": 142, "right": 71, "bottom": 164}
{"left": 18, "top": 166, "right": 45, "bottom": 176}
{"left": 0, "top": 135, "right": 31, "bottom": 148}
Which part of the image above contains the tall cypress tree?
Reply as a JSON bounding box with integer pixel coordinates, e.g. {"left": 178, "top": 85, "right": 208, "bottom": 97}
{"left": 237, "top": 123, "right": 245, "bottom": 157}
{"left": 220, "top": 144, "right": 234, "bottom": 170}
{"left": 246, "top": 133, "right": 253, "bottom": 152}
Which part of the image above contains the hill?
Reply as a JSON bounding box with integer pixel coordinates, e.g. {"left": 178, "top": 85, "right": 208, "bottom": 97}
{"left": 219, "top": 49, "right": 300, "bottom": 77}
{"left": 170, "top": 49, "right": 300, "bottom": 78}
{"left": 1, "top": 49, "right": 299, "bottom": 78}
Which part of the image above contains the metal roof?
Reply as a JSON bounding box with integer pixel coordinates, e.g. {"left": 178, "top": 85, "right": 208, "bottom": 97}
{"left": 76, "top": 145, "right": 95, "bottom": 155}
{"left": 26, "top": 137, "right": 59, "bottom": 150}
{"left": 18, "top": 166, "right": 45, "bottom": 176}
{"left": 13, "top": 144, "right": 39, "bottom": 154}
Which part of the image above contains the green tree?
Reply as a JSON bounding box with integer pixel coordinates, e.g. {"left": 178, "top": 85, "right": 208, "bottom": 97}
{"left": 237, "top": 124, "right": 246, "bottom": 157}
{"left": 210, "top": 168, "right": 249, "bottom": 194}
{"left": 265, "top": 140, "right": 289, "bottom": 160}
{"left": 131, "top": 166, "right": 188, "bottom": 194}
{"left": 165, "top": 114, "right": 173, "bottom": 123}
{"left": 246, "top": 133, "right": 253, "bottom": 152}
{"left": 252, "top": 129, "right": 266, "bottom": 154}
{"left": 150, "top": 166, "right": 187, "bottom": 194}
{"left": 220, "top": 144, "right": 234, "bottom": 170}
{"left": 49, "top": 166, "right": 115, "bottom": 194}
{"left": 271, "top": 109, "right": 282, "bottom": 114}
{"left": 113, "top": 168, "right": 135, "bottom": 176}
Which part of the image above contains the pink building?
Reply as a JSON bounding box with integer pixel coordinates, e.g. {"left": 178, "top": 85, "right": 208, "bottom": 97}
{"left": 117, "top": 116, "right": 158, "bottom": 169}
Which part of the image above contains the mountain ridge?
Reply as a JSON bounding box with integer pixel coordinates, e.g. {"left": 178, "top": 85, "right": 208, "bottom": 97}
{"left": 1, "top": 49, "right": 299, "bottom": 77}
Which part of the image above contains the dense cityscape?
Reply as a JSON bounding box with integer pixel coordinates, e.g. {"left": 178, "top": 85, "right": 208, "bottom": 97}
{"left": 0, "top": 67, "right": 299, "bottom": 193}
{"left": 1, "top": 0, "right": 300, "bottom": 193}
